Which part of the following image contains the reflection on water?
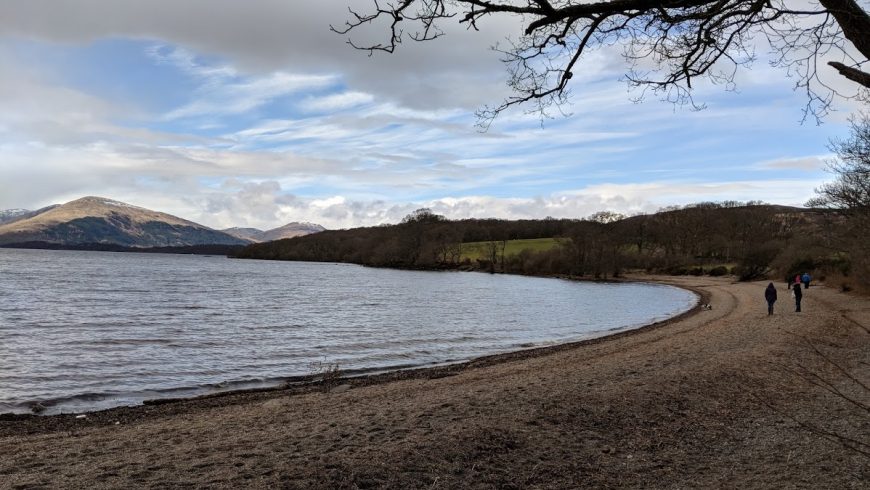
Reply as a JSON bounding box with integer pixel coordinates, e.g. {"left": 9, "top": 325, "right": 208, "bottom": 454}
{"left": 0, "top": 248, "right": 696, "bottom": 414}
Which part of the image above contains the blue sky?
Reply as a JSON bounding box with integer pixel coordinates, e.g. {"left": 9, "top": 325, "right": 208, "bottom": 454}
{"left": 0, "top": 1, "right": 862, "bottom": 229}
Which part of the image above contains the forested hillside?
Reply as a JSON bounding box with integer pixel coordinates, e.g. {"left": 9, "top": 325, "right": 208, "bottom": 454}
{"left": 235, "top": 203, "right": 845, "bottom": 284}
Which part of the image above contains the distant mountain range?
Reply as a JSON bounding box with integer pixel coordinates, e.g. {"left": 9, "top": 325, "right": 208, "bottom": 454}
{"left": 0, "top": 209, "right": 30, "bottom": 225}
{"left": 0, "top": 205, "right": 61, "bottom": 226}
{"left": 0, "top": 197, "right": 324, "bottom": 248}
{"left": 222, "top": 222, "right": 326, "bottom": 243}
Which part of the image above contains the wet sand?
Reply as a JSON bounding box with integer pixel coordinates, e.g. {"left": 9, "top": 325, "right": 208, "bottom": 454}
{"left": 1, "top": 276, "right": 868, "bottom": 488}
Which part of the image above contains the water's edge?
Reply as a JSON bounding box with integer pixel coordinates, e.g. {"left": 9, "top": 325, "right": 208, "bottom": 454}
{"left": 5, "top": 279, "right": 702, "bottom": 418}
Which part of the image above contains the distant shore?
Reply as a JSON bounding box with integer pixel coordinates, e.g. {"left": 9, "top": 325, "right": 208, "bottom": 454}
{"left": 1, "top": 276, "right": 868, "bottom": 488}
{"left": 0, "top": 241, "right": 246, "bottom": 255}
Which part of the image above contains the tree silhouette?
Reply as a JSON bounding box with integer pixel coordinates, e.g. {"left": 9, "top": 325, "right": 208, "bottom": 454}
{"left": 334, "top": 0, "right": 870, "bottom": 123}
{"left": 809, "top": 113, "right": 870, "bottom": 214}
{"left": 808, "top": 112, "right": 870, "bottom": 288}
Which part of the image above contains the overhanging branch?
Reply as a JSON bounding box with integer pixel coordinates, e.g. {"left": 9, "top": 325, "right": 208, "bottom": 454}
{"left": 829, "top": 61, "right": 870, "bottom": 88}
{"left": 337, "top": 0, "right": 870, "bottom": 123}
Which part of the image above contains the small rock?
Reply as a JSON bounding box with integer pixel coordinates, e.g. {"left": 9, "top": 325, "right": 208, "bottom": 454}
{"left": 75, "top": 414, "right": 87, "bottom": 419}
{"left": 30, "top": 403, "right": 46, "bottom": 414}
{"left": 329, "top": 384, "right": 352, "bottom": 394}
{"left": 261, "top": 398, "right": 285, "bottom": 409}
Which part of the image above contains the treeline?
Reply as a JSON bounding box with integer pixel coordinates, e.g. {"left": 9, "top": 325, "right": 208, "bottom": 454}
{"left": 234, "top": 209, "right": 576, "bottom": 268}
{"left": 234, "top": 203, "right": 842, "bottom": 282}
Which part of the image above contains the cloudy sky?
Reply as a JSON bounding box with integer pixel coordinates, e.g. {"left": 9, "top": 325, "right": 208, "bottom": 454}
{"left": 0, "top": 1, "right": 861, "bottom": 230}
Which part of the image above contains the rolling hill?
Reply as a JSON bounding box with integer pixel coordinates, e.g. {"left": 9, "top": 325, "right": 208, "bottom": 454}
{"left": 0, "top": 197, "right": 248, "bottom": 247}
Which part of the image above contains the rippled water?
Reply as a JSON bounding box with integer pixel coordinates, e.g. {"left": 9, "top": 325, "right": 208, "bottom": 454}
{"left": 0, "top": 248, "right": 696, "bottom": 414}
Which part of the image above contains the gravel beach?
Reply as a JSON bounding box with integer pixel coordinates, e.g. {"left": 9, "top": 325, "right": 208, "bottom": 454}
{"left": 1, "top": 276, "right": 868, "bottom": 489}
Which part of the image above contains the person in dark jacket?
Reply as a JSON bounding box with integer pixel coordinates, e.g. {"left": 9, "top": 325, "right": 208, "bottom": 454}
{"left": 765, "top": 283, "right": 777, "bottom": 315}
{"left": 793, "top": 282, "right": 803, "bottom": 312}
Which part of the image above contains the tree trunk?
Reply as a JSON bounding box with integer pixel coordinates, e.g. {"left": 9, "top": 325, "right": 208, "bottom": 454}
{"left": 819, "top": 0, "right": 870, "bottom": 60}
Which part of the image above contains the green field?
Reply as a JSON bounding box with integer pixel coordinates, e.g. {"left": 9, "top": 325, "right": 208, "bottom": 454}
{"left": 460, "top": 237, "right": 562, "bottom": 262}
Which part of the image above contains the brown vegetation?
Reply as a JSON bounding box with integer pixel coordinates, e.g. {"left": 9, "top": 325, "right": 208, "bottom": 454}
{"left": 236, "top": 203, "right": 849, "bottom": 284}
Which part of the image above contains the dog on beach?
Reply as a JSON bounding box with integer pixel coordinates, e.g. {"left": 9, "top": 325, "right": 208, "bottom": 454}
{"left": 701, "top": 303, "right": 713, "bottom": 310}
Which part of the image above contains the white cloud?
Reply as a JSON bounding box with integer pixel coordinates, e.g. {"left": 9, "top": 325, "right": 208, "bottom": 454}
{"left": 299, "top": 91, "right": 374, "bottom": 112}
{"left": 570, "top": 180, "right": 825, "bottom": 209}
{"left": 164, "top": 67, "right": 338, "bottom": 120}
{"left": 146, "top": 44, "right": 237, "bottom": 80}
{"left": 0, "top": 0, "right": 516, "bottom": 110}
{"left": 759, "top": 155, "right": 830, "bottom": 171}
{"left": 0, "top": 55, "right": 143, "bottom": 146}
{"left": 0, "top": 3, "right": 854, "bottom": 232}
{"left": 131, "top": 177, "right": 832, "bottom": 231}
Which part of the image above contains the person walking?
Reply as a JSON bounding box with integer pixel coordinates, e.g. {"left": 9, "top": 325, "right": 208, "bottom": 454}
{"left": 765, "top": 282, "right": 777, "bottom": 315}
{"left": 802, "top": 272, "right": 812, "bottom": 288}
{"left": 793, "top": 282, "right": 803, "bottom": 312}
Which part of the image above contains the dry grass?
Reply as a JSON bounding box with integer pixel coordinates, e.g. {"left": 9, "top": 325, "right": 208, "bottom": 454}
{"left": 308, "top": 360, "right": 343, "bottom": 391}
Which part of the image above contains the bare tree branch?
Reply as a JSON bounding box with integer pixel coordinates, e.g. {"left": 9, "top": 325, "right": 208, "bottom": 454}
{"left": 829, "top": 61, "right": 870, "bottom": 88}
{"left": 336, "top": 0, "right": 870, "bottom": 123}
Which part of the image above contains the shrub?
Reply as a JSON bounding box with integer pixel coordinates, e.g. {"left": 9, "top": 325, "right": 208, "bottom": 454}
{"left": 708, "top": 266, "right": 729, "bottom": 276}
{"left": 736, "top": 242, "right": 780, "bottom": 281}
{"left": 308, "top": 360, "right": 342, "bottom": 391}
{"left": 663, "top": 265, "right": 689, "bottom": 276}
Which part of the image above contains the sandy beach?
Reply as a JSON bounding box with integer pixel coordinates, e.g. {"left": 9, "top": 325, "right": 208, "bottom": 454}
{"left": 1, "top": 276, "right": 868, "bottom": 488}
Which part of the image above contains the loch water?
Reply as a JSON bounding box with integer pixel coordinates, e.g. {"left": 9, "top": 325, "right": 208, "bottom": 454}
{"left": 0, "top": 248, "right": 697, "bottom": 414}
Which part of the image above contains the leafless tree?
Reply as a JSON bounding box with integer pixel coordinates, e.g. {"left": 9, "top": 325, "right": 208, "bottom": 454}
{"left": 808, "top": 112, "right": 870, "bottom": 287}
{"left": 809, "top": 112, "right": 870, "bottom": 213}
{"left": 334, "top": 0, "right": 870, "bottom": 124}
{"left": 484, "top": 239, "right": 506, "bottom": 272}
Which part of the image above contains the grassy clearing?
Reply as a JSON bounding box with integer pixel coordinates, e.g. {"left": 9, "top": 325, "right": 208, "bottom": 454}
{"left": 460, "top": 238, "right": 563, "bottom": 262}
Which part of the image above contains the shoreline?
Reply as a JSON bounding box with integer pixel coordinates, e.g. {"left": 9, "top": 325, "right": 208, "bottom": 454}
{"left": 1, "top": 278, "right": 704, "bottom": 424}
{"left": 2, "top": 276, "right": 867, "bottom": 488}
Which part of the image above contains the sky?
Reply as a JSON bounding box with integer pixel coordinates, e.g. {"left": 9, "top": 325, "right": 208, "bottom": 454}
{"left": 0, "top": 0, "right": 864, "bottom": 230}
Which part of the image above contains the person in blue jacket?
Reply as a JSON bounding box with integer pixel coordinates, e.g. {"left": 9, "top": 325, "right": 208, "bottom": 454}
{"left": 801, "top": 272, "right": 811, "bottom": 288}
{"left": 764, "top": 283, "right": 777, "bottom": 315}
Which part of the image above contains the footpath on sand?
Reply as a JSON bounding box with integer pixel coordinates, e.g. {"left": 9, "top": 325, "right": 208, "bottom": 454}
{"left": 1, "top": 276, "right": 868, "bottom": 488}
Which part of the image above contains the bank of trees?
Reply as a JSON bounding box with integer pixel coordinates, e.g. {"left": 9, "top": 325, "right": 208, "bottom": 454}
{"left": 235, "top": 202, "right": 840, "bottom": 282}
{"left": 235, "top": 214, "right": 578, "bottom": 268}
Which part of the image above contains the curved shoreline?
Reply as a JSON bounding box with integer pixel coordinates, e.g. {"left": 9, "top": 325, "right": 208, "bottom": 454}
{"left": 1, "top": 276, "right": 700, "bottom": 419}
{"left": 144, "top": 281, "right": 703, "bottom": 406}
{"left": 3, "top": 278, "right": 704, "bottom": 418}
{"left": 2, "top": 276, "right": 867, "bottom": 488}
